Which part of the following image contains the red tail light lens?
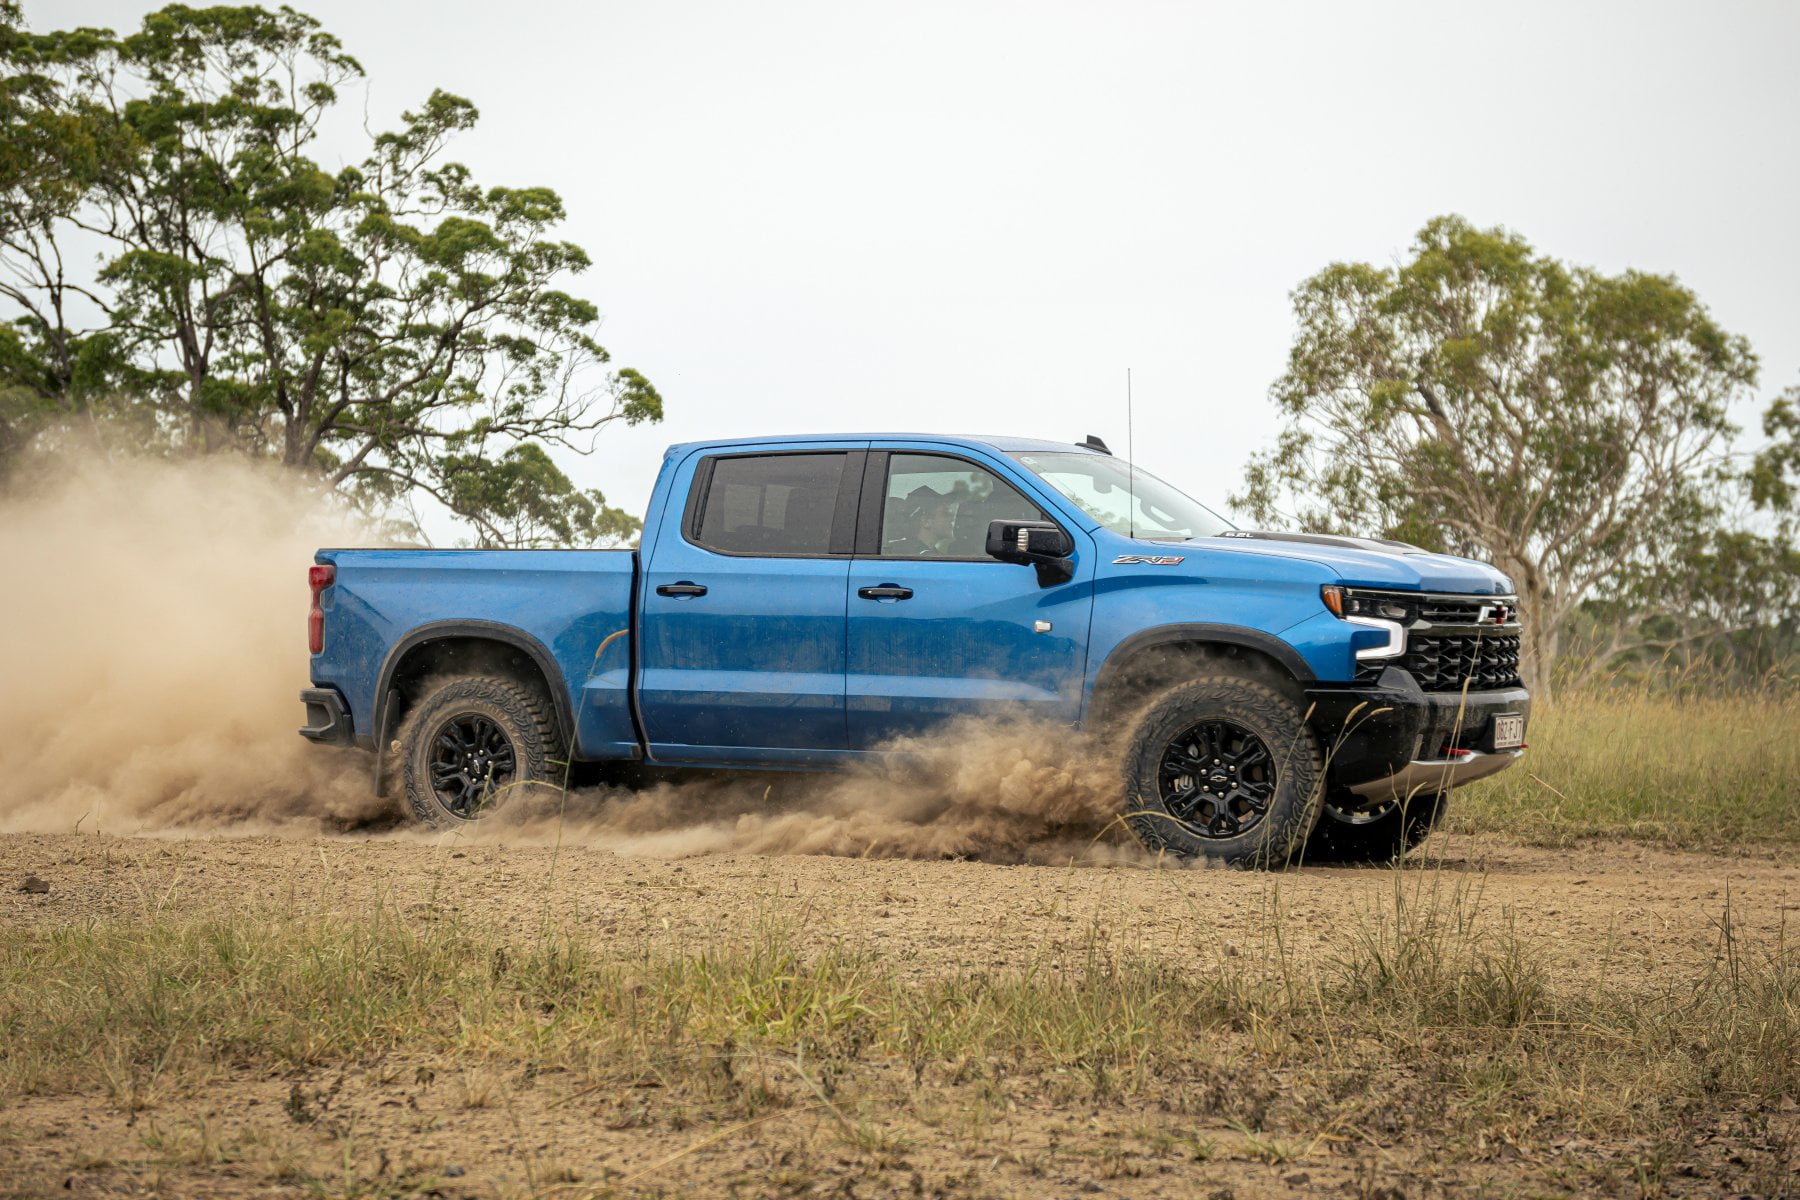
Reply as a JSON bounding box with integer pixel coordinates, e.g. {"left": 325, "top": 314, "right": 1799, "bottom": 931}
{"left": 308, "top": 564, "right": 335, "bottom": 654}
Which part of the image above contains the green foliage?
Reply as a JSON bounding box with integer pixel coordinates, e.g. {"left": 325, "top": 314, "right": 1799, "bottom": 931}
{"left": 1750, "top": 384, "right": 1800, "bottom": 513}
{"left": 439, "top": 442, "right": 641, "bottom": 548}
{"left": 1237, "top": 216, "right": 1791, "bottom": 692}
{"left": 0, "top": 3, "right": 659, "bottom": 544}
{"left": 1561, "top": 524, "right": 1800, "bottom": 687}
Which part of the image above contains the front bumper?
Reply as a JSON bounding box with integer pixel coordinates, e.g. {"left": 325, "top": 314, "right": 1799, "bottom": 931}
{"left": 298, "top": 687, "right": 354, "bottom": 745}
{"left": 1305, "top": 667, "right": 1529, "bottom": 799}
{"left": 1346, "top": 747, "right": 1521, "bottom": 801}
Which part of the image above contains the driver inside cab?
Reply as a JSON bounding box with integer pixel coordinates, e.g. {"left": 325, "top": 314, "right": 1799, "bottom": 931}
{"left": 887, "top": 491, "right": 955, "bottom": 556}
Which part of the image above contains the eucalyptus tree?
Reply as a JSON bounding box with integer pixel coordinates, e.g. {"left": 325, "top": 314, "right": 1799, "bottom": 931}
{"left": 0, "top": 4, "right": 659, "bottom": 545}
{"left": 1236, "top": 216, "right": 1787, "bottom": 695}
{"left": 1751, "top": 382, "right": 1799, "bottom": 514}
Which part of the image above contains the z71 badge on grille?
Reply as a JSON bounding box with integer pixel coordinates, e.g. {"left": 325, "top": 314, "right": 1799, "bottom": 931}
{"left": 1112, "top": 555, "right": 1185, "bottom": 565}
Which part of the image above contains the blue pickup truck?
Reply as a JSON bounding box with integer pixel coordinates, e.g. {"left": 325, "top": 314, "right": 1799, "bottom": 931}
{"left": 300, "top": 434, "right": 1528, "bottom": 865}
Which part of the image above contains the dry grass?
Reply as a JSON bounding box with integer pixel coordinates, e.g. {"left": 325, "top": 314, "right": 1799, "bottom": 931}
{"left": 1451, "top": 689, "right": 1800, "bottom": 848}
{"left": 3, "top": 866, "right": 1795, "bottom": 1195}
{"left": 5, "top": 691, "right": 1797, "bottom": 1194}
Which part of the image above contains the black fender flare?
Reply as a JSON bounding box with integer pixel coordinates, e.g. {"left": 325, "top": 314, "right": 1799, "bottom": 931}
{"left": 1090, "top": 622, "right": 1317, "bottom": 714}
{"left": 374, "top": 620, "right": 576, "bottom": 753}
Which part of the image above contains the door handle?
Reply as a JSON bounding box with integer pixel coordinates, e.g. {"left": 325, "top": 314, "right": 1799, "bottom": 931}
{"left": 857, "top": 585, "right": 913, "bottom": 601}
{"left": 656, "top": 581, "right": 708, "bottom": 598}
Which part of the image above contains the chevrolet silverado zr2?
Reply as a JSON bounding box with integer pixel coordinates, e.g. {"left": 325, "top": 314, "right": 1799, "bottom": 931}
{"left": 300, "top": 433, "right": 1529, "bottom": 865}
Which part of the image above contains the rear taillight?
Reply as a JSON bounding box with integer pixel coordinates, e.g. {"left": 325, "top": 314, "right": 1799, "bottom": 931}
{"left": 308, "top": 564, "right": 335, "bottom": 654}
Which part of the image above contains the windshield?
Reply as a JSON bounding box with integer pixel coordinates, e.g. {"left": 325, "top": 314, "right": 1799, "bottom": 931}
{"left": 1010, "top": 452, "right": 1235, "bottom": 540}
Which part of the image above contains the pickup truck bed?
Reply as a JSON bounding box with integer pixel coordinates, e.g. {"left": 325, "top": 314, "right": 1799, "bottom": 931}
{"left": 308, "top": 548, "right": 641, "bottom": 762}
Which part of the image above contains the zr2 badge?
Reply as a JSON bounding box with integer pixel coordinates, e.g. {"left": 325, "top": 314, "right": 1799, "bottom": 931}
{"left": 1112, "top": 555, "right": 1185, "bottom": 565}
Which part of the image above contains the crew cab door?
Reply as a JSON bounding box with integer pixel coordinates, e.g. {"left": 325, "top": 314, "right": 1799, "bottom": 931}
{"left": 844, "top": 450, "right": 1096, "bottom": 746}
{"left": 637, "top": 445, "right": 864, "bottom": 762}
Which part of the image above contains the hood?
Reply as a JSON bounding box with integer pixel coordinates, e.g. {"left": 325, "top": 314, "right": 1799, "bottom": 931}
{"left": 1190, "top": 530, "right": 1515, "bottom": 595}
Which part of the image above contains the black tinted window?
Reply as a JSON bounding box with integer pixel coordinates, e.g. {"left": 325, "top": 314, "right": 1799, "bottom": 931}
{"left": 693, "top": 453, "right": 846, "bottom": 555}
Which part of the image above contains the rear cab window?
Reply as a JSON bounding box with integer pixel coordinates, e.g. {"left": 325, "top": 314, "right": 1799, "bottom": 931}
{"left": 687, "top": 452, "right": 851, "bottom": 556}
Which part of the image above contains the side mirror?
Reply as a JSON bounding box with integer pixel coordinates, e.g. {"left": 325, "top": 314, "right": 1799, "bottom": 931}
{"left": 986, "top": 519, "right": 1075, "bottom": 586}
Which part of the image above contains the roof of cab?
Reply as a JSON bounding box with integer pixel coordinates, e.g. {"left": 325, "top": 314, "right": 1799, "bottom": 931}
{"left": 665, "top": 433, "right": 1105, "bottom": 456}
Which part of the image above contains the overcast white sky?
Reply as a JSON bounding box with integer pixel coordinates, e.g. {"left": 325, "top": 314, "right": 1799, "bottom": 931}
{"left": 42, "top": 0, "right": 1800, "bottom": 524}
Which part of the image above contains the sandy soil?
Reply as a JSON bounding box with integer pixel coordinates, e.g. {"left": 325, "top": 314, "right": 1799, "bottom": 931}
{"left": 2, "top": 829, "right": 1796, "bottom": 1198}
{"left": 4, "top": 828, "right": 1794, "bottom": 983}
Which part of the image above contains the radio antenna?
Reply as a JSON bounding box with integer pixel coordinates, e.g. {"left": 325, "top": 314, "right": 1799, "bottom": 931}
{"left": 1126, "top": 367, "right": 1136, "bottom": 539}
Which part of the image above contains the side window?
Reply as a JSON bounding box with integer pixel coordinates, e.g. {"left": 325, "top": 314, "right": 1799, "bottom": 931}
{"left": 880, "top": 453, "right": 1045, "bottom": 558}
{"left": 692, "top": 453, "right": 846, "bottom": 555}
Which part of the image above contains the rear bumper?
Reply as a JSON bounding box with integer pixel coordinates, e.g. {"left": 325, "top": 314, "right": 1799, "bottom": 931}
{"left": 1305, "top": 668, "right": 1529, "bottom": 798}
{"left": 298, "top": 687, "right": 354, "bottom": 745}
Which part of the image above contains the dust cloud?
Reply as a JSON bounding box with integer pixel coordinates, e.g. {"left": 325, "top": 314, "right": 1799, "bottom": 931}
{"left": 458, "top": 714, "right": 1148, "bottom": 866}
{"left": 0, "top": 451, "right": 388, "bottom": 835}
{"left": 0, "top": 451, "right": 1145, "bottom": 864}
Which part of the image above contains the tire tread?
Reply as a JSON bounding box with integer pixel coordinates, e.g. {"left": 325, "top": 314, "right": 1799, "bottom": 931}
{"left": 1121, "top": 674, "right": 1324, "bottom": 868}
{"left": 399, "top": 674, "right": 561, "bottom": 829}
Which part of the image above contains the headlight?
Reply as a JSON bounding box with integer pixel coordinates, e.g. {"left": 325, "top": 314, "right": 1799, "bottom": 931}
{"left": 1321, "top": 586, "right": 1408, "bottom": 660}
{"left": 1320, "top": 585, "right": 1413, "bottom": 621}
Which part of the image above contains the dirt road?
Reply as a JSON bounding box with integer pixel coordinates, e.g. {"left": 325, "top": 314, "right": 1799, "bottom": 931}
{"left": 5, "top": 828, "right": 1794, "bottom": 980}
{"left": 3, "top": 830, "right": 1796, "bottom": 1198}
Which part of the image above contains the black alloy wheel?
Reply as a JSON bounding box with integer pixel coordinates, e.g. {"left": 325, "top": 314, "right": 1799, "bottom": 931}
{"left": 399, "top": 674, "right": 559, "bottom": 830}
{"left": 427, "top": 712, "right": 518, "bottom": 819}
{"left": 1157, "top": 719, "right": 1277, "bottom": 839}
{"left": 1120, "top": 676, "right": 1325, "bottom": 867}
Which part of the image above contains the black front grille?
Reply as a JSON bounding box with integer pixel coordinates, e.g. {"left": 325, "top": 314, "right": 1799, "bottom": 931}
{"left": 1342, "top": 588, "right": 1525, "bottom": 691}
{"left": 1396, "top": 633, "right": 1522, "bottom": 691}
{"left": 1418, "top": 596, "right": 1501, "bottom": 623}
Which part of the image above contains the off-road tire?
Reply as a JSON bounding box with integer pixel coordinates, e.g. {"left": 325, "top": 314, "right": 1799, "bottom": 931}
{"left": 1305, "top": 788, "right": 1446, "bottom": 864}
{"left": 399, "top": 675, "right": 561, "bottom": 830}
{"left": 1120, "top": 676, "right": 1325, "bottom": 868}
